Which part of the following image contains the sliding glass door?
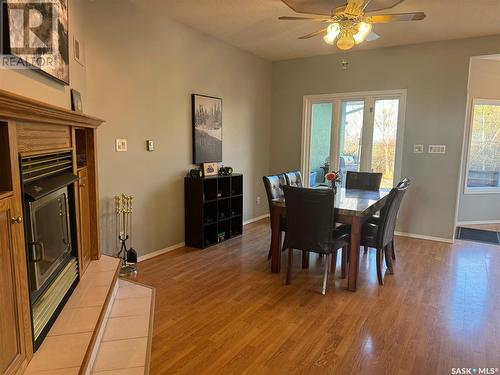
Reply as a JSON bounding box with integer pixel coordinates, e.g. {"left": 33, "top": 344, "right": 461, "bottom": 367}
{"left": 302, "top": 90, "right": 405, "bottom": 189}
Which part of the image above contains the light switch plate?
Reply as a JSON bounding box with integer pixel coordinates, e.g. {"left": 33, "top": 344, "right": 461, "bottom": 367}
{"left": 116, "top": 139, "right": 127, "bottom": 152}
{"left": 413, "top": 144, "right": 424, "bottom": 153}
{"left": 146, "top": 140, "right": 154, "bottom": 152}
{"left": 429, "top": 145, "right": 446, "bottom": 154}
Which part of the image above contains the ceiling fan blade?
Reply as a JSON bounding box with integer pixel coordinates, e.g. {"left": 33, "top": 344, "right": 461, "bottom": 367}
{"left": 368, "top": 12, "right": 426, "bottom": 23}
{"left": 364, "top": 0, "right": 404, "bottom": 12}
{"left": 281, "top": 0, "right": 348, "bottom": 16}
{"left": 298, "top": 28, "right": 327, "bottom": 39}
{"left": 279, "top": 16, "right": 332, "bottom": 21}
{"left": 366, "top": 31, "right": 380, "bottom": 41}
{"left": 344, "top": 0, "right": 371, "bottom": 15}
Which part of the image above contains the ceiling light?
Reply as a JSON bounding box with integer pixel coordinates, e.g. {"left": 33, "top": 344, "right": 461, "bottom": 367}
{"left": 323, "top": 23, "right": 340, "bottom": 45}
{"left": 353, "top": 21, "right": 372, "bottom": 44}
{"left": 337, "top": 35, "right": 355, "bottom": 50}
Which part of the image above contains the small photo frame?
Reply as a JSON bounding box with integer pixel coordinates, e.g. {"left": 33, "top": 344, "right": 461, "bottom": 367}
{"left": 71, "top": 89, "right": 83, "bottom": 112}
{"left": 202, "top": 162, "right": 218, "bottom": 177}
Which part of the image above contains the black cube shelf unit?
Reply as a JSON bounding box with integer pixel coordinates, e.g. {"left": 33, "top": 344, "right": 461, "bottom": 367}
{"left": 185, "top": 174, "right": 243, "bottom": 249}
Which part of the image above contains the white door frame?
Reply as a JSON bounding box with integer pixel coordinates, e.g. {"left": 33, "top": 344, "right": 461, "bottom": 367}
{"left": 301, "top": 89, "right": 407, "bottom": 187}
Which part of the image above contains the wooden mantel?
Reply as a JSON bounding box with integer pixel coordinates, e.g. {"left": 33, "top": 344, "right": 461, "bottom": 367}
{"left": 0, "top": 89, "right": 104, "bottom": 128}
{"left": 0, "top": 89, "right": 105, "bottom": 375}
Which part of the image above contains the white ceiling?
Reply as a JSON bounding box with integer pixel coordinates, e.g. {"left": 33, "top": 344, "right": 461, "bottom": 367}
{"left": 155, "top": 0, "right": 500, "bottom": 61}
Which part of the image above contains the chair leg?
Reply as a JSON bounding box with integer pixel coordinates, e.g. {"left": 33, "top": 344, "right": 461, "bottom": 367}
{"left": 384, "top": 245, "right": 394, "bottom": 274}
{"left": 286, "top": 248, "right": 293, "bottom": 285}
{"left": 376, "top": 248, "right": 384, "bottom": 286}
{"left": 321, "top": 253, "right": 332, "bottom": 295}
{"left": 331, "top": 249, "right": 338, "bottom": 278}
{"left": 364, "top": 246, "right": 369, "bottom": 254}
{"left": 282, "top": 232, "right": 288, "bottom": 252}
{"left": 341, "top": 246, "right": 347, "bottom": 279}
{"left": 391, "top": 239, "right": 396, "bottom": 261}
{"left": 302, "top": 251, "right": 309, "bottom": 269}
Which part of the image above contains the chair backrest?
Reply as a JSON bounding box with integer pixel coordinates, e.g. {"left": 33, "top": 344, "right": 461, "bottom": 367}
{"left": 283, "top": 186, "right": 335, "bottom": 254}
{"left": 284, "top": 171, "right": 303, "bottom": 187}
{"left": 377, "top": 184, "right": 409, "bottom": 247}
{"left": 262, "top": 174, "right": 287, "bottom": 213}
{"left": 397, "top": 177, "right": 411, "bottom": 188}
{"left": 345, "top": 171, "right": 383, "bottom": 191}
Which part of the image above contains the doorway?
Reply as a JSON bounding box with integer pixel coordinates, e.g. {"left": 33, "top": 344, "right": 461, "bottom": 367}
{"left": 455, "top": 55, "right": 500, "bottom": 240}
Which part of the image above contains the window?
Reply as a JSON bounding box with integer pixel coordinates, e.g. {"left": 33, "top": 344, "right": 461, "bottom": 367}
{"left": 465, "top": 100, "right": 500, "bottom": 192}
{"left": 302, "top": 90, "right": 406, "bottom": 189}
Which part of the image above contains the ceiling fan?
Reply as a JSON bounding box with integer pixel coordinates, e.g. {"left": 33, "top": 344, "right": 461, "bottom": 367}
{"left": 279, "top": 0, "right": 426, "bottom": 50}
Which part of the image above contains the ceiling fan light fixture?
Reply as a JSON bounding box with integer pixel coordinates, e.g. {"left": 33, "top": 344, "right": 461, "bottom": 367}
{"left": 353, "top": 21, "right": 372, "bottom": 44}
{"left": 337, "top": 35, "right": 355, "bottom": 50}
{"left": 323, "top": 23, "right": 341, "bottom": 45}
{"left": 323, "top": 33, "right": 336, "bottom": 45}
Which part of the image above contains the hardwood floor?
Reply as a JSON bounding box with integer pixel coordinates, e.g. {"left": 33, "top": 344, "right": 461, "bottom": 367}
{"left": 134, "top": 219, "right": 500, "bottom": 374}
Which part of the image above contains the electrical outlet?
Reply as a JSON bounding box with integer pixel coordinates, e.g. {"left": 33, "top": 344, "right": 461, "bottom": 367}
{"left": 429, "top": 145, "right": 446, "bottom": 154}
{"left": 146, "top": 140, "right": 154, "bottom": 152}
{"left": 256, "top": 196, "right": 261, "bottom": 205}
{"left": 116, "top": 139, "right": 127, "bottom": 152}
{"left": 413, "top": 144, "right": 424, "bottom": 153}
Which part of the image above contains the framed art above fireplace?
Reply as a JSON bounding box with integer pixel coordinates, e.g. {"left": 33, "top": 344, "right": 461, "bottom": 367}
{"left": 2, "top": 0, "right": 70, "bottom": 84}
{"left": 192, "top": 94, "right": 222, "bottom": 164}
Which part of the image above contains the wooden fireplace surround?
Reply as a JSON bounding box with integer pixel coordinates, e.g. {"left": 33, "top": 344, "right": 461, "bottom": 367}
{"left": 0, "top": 89, "right": 105, "bottom": 375}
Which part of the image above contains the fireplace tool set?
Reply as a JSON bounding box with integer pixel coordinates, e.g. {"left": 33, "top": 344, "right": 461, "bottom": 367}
{"left": 115, "top": 194, "right": 138, "bottom": 276}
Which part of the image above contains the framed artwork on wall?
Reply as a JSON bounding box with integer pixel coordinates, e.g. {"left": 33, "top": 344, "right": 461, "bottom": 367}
{"left": 192, "top": 94, "right": 222, "bottom": 164}
{"left": 2, "top": 0, "right": 70, "bottom": 85}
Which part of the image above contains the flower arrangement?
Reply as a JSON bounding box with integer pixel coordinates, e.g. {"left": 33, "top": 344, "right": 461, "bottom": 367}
{"left": 325, "top": 171, "right": 340, "bottom": 183}
{"left": 325, "top": 171, "right": 341, "bottom": 190}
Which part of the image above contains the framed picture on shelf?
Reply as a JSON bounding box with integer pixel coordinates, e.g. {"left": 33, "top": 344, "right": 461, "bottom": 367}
{"left": 202, "top": 162, "right": 218, "bottom": 177}
{"left": 192, "top": 94, "right": 222, "bottom": 164}
{"left": 71, "top": 89, "right": 83, "bottom": 112}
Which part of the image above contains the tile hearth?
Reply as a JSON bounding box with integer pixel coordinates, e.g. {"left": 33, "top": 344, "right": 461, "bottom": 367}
{"left": 24, "top": 256, "right": 154, "bottom": 375}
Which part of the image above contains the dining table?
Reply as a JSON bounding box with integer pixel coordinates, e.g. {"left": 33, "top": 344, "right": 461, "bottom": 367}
{"left": 270, "top": 187, "right": 390, "bottom": 292}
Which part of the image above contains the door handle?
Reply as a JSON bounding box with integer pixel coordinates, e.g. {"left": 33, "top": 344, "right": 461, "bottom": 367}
{"left": 11, "top": 216, "right": 22, "bottom": 224}
{"left": 30, "top": 242, "right": 45, "bottom": 263}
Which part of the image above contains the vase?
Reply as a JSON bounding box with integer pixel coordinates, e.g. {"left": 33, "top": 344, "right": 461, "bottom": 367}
{"left": 328, "top": 180, "right": 337, "bottom": 193}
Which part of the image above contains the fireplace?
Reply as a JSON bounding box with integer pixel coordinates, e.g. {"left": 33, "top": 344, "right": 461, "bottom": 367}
{"left": 21, "top": 151, "right": 80, "bottom": 349}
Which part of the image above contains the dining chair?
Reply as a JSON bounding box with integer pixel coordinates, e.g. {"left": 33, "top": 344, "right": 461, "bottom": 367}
{"left": 283, "top": 186, "right": 350, "bottom": 295}
{"left": 263, "top": 174, "right": 288, "bottom": 258}
{"left": 345, "top": 171, "right": 383, "bottom": 191}
{"left": 360, "top": 183, "right": 409, "bottom": 285}
{"left": 284, "top": 171, "right": 303, "bottom": 187}
{"left": 365, "top": 177, "right": 411, "bottom": 258}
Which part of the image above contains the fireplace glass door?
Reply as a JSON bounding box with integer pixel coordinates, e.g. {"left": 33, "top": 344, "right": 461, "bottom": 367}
{"left": 28, "top": 187, "right": 72, "bottom": 291}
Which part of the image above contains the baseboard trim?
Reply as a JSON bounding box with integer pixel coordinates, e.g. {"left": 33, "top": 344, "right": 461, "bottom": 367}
{"left": 456, "top": 220, "right": 500, "bottom": 225}
{"left": 137, "top": 214, "right": 270, "bottom": 263}
{"left": 243, "top": 214, "right": 269, "bottom": 226}
{"left": 395, "top": 231, "right": 454, "bottom": 244}
{"left": 138, "top": 242, "right": 185, "bottom": 263}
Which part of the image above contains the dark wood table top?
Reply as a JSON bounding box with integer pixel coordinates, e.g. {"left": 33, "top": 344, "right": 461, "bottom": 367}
{"left": 272, "top": 188, "right": 390, "bottom": 217}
